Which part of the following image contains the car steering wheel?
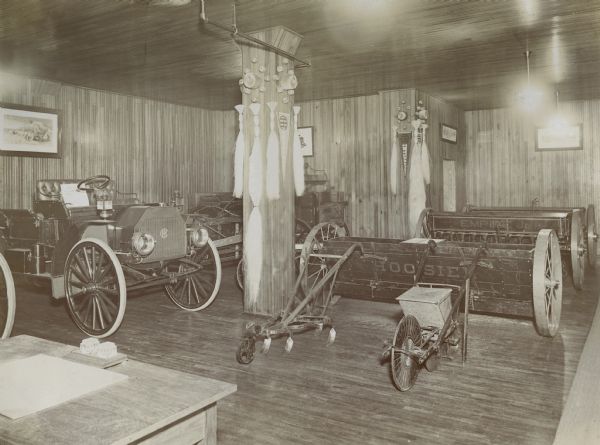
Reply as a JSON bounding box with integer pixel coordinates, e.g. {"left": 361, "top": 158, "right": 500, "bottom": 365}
{"left": 77, "top": 175, "right": 111, "bottom": 191}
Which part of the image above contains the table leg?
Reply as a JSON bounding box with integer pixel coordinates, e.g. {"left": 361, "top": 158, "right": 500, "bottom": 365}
{"left": 204, "top": 403, "right": 218, "bottom": 445}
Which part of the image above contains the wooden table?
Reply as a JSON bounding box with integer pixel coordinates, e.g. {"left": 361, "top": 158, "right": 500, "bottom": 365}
{"left": 0, "top": 335, "right": 236, "bottom": 444}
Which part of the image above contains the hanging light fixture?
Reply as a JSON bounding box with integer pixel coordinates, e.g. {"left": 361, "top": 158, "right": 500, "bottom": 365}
{"left": 547, "top": 90, "right": 568, "bottom": 129}
{"left": 516, "top": 50, "right": 543, "bottom": 112}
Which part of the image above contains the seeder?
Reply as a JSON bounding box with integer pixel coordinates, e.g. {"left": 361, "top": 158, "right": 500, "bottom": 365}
{"left": 417, "top": 205, "right": 596, "bottom": 289}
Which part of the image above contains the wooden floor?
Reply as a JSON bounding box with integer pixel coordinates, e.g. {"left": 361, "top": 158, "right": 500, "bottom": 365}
{"left": 9, "top": 264, "right": 599, "bottom": 445}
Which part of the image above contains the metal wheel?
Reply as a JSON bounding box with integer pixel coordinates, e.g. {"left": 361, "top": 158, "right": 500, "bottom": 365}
{"left": 65, "top": 238, "right": 126, "bottom": 338}
{"left": 0, "top": 253, "right": 16, "bottom": 339}
{"left": 390, "top": 315, "right": 423, "bottom": 391}
{"left": 587, "top": 204, "right": 597, "bottom": 267}
{"left": 295, "top": 218, "right": 312, "bottom": 244}
{"left": 533, "top": 229, "right": 562, "bottom": 337}
{"left": 236, "top": 336, "right": 256, "bottom": 364}
{"left": 299, "top": 222, "right": 347, "bottom": 316}
{"left": 416, "top": 208, "right": 431, "bottom": 238}
{"left": 165, "top": 239, "right": 222, "bottom": 311}
{"left": 236, "top": 258, "right": 244, "bottom": 290}
{"left": 570, "top": 210, "right": 585, "bottom": 289}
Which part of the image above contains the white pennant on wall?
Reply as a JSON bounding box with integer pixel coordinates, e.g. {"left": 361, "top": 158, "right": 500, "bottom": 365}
{"left": 421, "top": 124, "right": 431, "bottom": 186}
{"left": 390, "top": 126, "right": 399, "bottom": 195}
{"left": 245, "top": 207, "right": 263, "bottom": 305}
{"left": 248, "top": 103, "right": 263, "bottom": 207}
{"left": 278, "top": 112, "right": 290, "bottom": 174}
{"left": 266, "top": 102, "right": 280, "bottom": 200}
{"left": 292, "top": 105, "right": 305, "bottom": 196}
{"left": 245, "top": 102, "right": 263, "bottom": 306}
{"left": 408, "top": 121, "right": 426, "bottom": 238}
{"left": 233, "top": 104, "right": 245, "bottom": 198}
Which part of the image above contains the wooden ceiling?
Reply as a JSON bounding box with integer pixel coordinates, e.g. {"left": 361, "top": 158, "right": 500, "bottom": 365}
{"left": 1, "top": 0, "right": 600, "bottom": 111}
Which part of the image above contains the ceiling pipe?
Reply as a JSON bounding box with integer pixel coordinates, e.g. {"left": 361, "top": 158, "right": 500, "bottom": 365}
{"left": 200, "top": 0, "right": 311, "bottom": 69}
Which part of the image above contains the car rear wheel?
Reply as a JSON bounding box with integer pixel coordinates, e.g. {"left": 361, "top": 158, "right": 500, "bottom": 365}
{"left": 165, "top": 239, "right": 222, "bottom": 311}
{"left": 65, "top": 238, "right": 126, "bottom": 338}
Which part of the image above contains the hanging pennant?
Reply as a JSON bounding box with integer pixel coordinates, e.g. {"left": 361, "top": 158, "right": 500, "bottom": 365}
{"left": 408, "top": 121, "right": 425, "bottom": 238}
{"left": 248, "top": 103, "right": 262, "bottom": 207}
{"left": 421, "top": 124, "right": 431, "bottom": 186}
{"left": 390, "top": 126, "right": 399, "bottom": 195}
{"left": 245, "top": 207, "right": 263, "bottom": 306}
{"left": 233, "top": 104, "right": 245, "bottom": 198}
{"left": 266, "top": 102, "right": 280, "bottom": 200}
{"left": 400, "top": 133, "right": 410, "bottom": 177}
{"left": 292, "top": 105, "right": 305, "bottom": 196}
{"left": 278, "top": 112, "right": 290, "bottom": 174}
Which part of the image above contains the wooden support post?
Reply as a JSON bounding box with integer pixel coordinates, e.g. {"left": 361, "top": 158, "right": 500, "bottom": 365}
{"left": 239, "top": 26, "right": 303, "bottom": 315}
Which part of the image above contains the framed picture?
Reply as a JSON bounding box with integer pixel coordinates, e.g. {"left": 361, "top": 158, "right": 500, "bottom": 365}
{"left": 0, "top": 103, "right": 61, "bottom": 158}
{"left": 535, "top": 124, "right": 582, "bottom": 151}
{"left": 440, "top": 123, "right": 457, "bottom": 144}
{"left": 298, "top": 126, "right": 314, "bottom": 157}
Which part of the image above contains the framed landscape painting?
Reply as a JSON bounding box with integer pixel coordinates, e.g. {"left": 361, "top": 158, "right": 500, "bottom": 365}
{"left": 0, "top": 103, "right": 61, "bottom": 158}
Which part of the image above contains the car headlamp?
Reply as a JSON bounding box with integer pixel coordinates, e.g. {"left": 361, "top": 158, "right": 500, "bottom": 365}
{"left": 131, "top": 232, "right": 156, "bottom": 257}
{"left": 189, "top": 227, "right": 209, "bottom": 247}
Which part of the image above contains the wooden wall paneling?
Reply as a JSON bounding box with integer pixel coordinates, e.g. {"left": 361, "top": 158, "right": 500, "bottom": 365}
{"left": 0, "top": 72, "right": 235, "bottom": 212}
{"left": 378, "top": 89, "right": 415, "bottom": 239}
{"left": 465, "top": 99, "right": 599, "bottom": 253}
{"left": 299, "top": 95, "right": 384, "bottom": 238}
{"left": 297, "top": 89, "right": 466, "bottom": 240}
{"left": 416, "top": 91, "right": 466, "bottom": 212}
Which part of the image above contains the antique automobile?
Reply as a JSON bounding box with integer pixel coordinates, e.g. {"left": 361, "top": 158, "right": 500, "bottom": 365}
{"left": 0, "top": 175, "right": 221, "bottom": 338}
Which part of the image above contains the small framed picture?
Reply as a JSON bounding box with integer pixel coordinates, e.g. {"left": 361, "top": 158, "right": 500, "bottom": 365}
{"left": 440, "top": 123, "right": 457, "bottom": 144}
{"left": 298, "top": 126, "right": 314, "bottom": 157}
{"left": 535, "top": 124, "right": 582, "bottom": 151}
{"left": 0, "top": 103, "right": 61, "bottom": 158}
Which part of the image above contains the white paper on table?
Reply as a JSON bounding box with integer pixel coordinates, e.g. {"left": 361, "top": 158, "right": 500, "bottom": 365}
{"left": 60, "top": 183, "right": 90, "bottom": 208}
{"left": 0, "top": 354, "right": 127, "bottom": 419}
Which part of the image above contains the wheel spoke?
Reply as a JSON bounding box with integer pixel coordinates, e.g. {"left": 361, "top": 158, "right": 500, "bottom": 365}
{"left": 70, "top": 263, "right": 90, "bottom": 286}
{"left": 97, "top": 287, "right": 118, "bottom": 297}
{"left": 90, "top": 246, "right": 96, "bottom": 280}
{"left": 96, "top": 291, "right": 116, "bottom": 321}
{"left": 68, "top": 278, "right": 86, "bottom": 289}
{"left": 95, "top": 258, "right": 111, "bottom": 283}
{"left": 81, "top": 249, "right": 93, "bottom": 282}
{"left": 69, "top": 290, "right": 87, "bottom": 300}
{"left": 191, "top": 275, "right": 209, "bottom": 300}
{"left": 93, "top": 296, "right": 106, "bottom": 330}
{"left": 96, "top": 290, "right": 118, "bottom": 313}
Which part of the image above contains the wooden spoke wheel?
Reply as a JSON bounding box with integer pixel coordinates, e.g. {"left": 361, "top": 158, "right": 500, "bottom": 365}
{"left": 236, "top": 336, "right": 256, "bottom": 364}
{"left": 416, "top": 208, "right": 431, "bottom": 238}
{"left": 299, "top": 223, "right": 347, "bottom": 316}
{"left": 0, "top": 253, "right": 16, "bottom": 339}
{"left": 587, "top": 204, "right": 597, "bottom": 267}
{"left": 165, "top": 239, "right": 222, "bottom": 311}
{"left": 390, "top": 315, "right": 423, "bottom": 391}
{"left": 570, "top": 210, "right": 585, "bottom": 289}
{"left": 533, "top": 229, "right": 563, "bottom": 337}
{"left": 236, "top": 259, "right": 244, "bottom": 290}
{"left": 65, "top": 239, "right": 126, "bottom": 338}
{"left": 295, "top": 218, "right": 312, "bottom": 244}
